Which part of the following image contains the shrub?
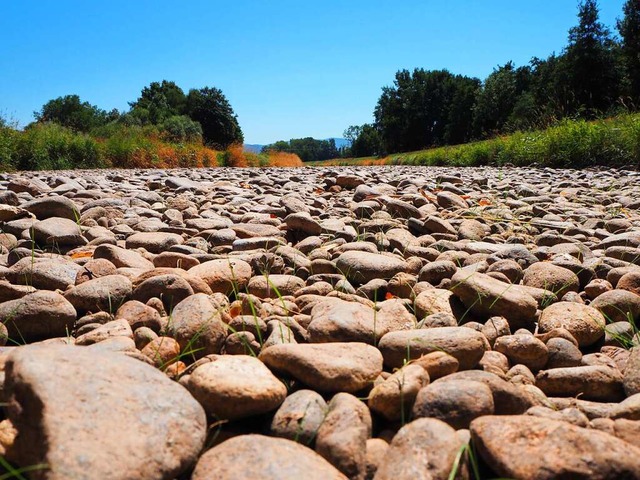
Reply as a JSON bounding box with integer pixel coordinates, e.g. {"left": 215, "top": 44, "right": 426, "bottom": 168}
{"left": 266, "top": 151, "right": 303, "bottom": 167}
{"left": 161, "top": 115, "right": 203, "bottom": 143}
{"left": 0, "top": 116, "right": 18, "bottom": 170}
{"left": 15, "top": 123, "right": 103, "bottom": 170}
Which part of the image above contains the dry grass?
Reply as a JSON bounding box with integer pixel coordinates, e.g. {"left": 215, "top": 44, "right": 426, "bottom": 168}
{"left": 266, "top": 151, "right": 304, "bottom": 167}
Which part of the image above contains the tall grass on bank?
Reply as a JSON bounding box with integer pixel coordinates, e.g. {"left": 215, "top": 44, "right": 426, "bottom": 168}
{"left": 315, "top": 114, "right": 640, "bottom": 169}
{"left": 0, "top": 121, "right": 303, "bottom": 171}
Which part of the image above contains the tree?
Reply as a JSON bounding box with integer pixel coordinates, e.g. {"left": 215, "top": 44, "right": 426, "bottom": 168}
{"left": 34, "top": 95, "right": 111, "bottom": 132}
{"left": 262, "top": 137, "right": 340, "bottom": 162}
{"left": 563, "top": 0, "right": 621, "bottom": 116}
{"left": 186, "top": 87, "right": 243, "bottom": 148}
{"left": 618, "top": 0, "right": 640, "bottom": 105}
{"left": 374, "top": 69, "right": 480, "bottom": 153}
{"left": 343, "top": 125, "right": 362, "bottom": 146}
{"left": 161, "top": 115, "right": 203, "bottom": 142}
{"left": 344, "top": 124, "right": 381, "bottom": 157}
{"left": 444, "top": 76, "right": 481, "bottom": 143}
{"left": 472, "top": 63, "right": 519, "bottom": 137}
{"left": 129, "top": 80, "right": 187, "bottom": 124}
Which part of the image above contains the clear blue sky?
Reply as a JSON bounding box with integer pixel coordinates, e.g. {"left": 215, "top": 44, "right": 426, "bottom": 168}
{"left": 0, "top": 1, "right": 625, "bottom": 144}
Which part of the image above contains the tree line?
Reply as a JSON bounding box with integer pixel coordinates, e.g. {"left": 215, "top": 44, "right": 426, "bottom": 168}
{"left": 344, "top": 0, "right": 640, "bottom": 157}
{"left": 261, "top": 138, "right": 342, "bottom": 162}
{"left": 32, "top": 80, "right": 243, "bottom": 149}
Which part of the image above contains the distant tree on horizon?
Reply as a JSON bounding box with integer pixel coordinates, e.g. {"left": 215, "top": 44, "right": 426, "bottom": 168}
{"left": 262, "top": 137, "right": 339, "bottom": 162}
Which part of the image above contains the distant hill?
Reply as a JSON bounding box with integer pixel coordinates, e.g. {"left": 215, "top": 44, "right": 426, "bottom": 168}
{"left": 243, "top": 144, "right": 264, "bottom": 153}
{"left": 244, "top": 138, "right": 350, "bottom": 153}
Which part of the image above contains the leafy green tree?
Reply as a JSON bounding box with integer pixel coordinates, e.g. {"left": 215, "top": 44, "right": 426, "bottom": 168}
{"left": 374, "top": 69, "right": 480, "bottom": 152}
{"left": 161, "top": 115, "right": 203, "bottom": 142}
{"left": 186, "top": 87, "right": 243, "bottom": 148}
{"left": 374, "top": 72, "right": 409, "bottom": 153}
{"left": 34, "top": 95, "right": 112, "bottom": 132}
{"left": 343, "top": 125, "right": 362, "bottom": 147}
{"left": 473, "top": 63, "right": 520, "bottom": 137}
{"left": 618, "top": 0, "right": 640, "bottom": 105}
{"left": 563, "top": 0, "right": 622, "bottom": 116}
{"left": 444, "top": 76, "right": 481, "bottom": 143}
{"left": 262, "top": 140, "right": 290, "bottom": 152}
{"left": 343, "top": 124, "right": 381, "bottom": 157}
{"left": 129, "top": 80, "right": 187, "bottom": 124}
{"left": 523, "top": 55, "right": 572, "bottom": 123}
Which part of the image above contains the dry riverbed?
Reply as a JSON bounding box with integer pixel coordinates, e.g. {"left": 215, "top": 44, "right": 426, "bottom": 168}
{"left": 1, "top": 165, "right": 640, "bottom": 479}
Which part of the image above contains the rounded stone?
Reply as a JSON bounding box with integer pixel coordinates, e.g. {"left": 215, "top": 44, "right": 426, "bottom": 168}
{"left": 412, "top": 379, "right": 495, "bottom": 429}
{"left": 63, "top": 274, "right": 132, "bottom": 314}
{"left": 270, "top": 390, "right": 328, "bottom": 444}
{"left": 538, "top": 302, "right": 606, "bottom": 347}
{"left": 471, "top": 415, "right": 640, "bottom": 479}
{"left": 192, "top": 435, "right": 347, "bottom": 480}
{"left": 186, "top": 355, "right": 287, "bottom": 420}
{"left": 335, "top": 251, "right": 407, "bottom": 285}
{"left": 188, "top": 259, "right": 252, "bottom": 295}
{"left": 5, "top": 344, "right": 206, "bottom": 480}
{"left": 522, "top": 262, "right": 579, "bottom": 297}
{"left": 494, "top": 334, "right": 549, "bottom": 371}
{"left": 591, "top": 289, "right": 640, "bottom": 323}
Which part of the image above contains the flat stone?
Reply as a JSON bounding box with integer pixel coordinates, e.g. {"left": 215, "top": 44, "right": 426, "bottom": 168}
{"left": 450, "top": 270, "right": 538, "bottom": 329}
{"left": 22, "top": 196, "right": 79, "bottom": 221}
{"left": 536, "top": 365, "right": 625, "bottom": 402}
{"left": 93, "top": 244, "right": 155, "bottom": 269}
{"left": 125, "top": 232, "right": 184, "bottom": 254}
{"left": 5, "top": 344, "right": 206, "bottom": 480}
{"left": 471, "top": 415, "right": 640, "bottom": 479}
{"left": 259, "top": 342, "right": 383, "bottom": 393}
{"left": 378, "top": 327, "right": 487, "bottom": 370}
{"left": 335, "top": 251, "right": 407, "bottom": 285}
{"left": 31, "top": 217, "right": 86, "bottom": 247}
{"left": 9, "top": 257, "right": 82, "bottom": 291}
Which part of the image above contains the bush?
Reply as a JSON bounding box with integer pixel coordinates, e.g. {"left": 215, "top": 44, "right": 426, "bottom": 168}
{"left": 161, "top": 115, "right": 203, "bottom": 143}
{"left": 15, "top": 123, "right": 103, "bottom": 170}
{"left": 0, "top": 117, "right": 18, "bottom": 170}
